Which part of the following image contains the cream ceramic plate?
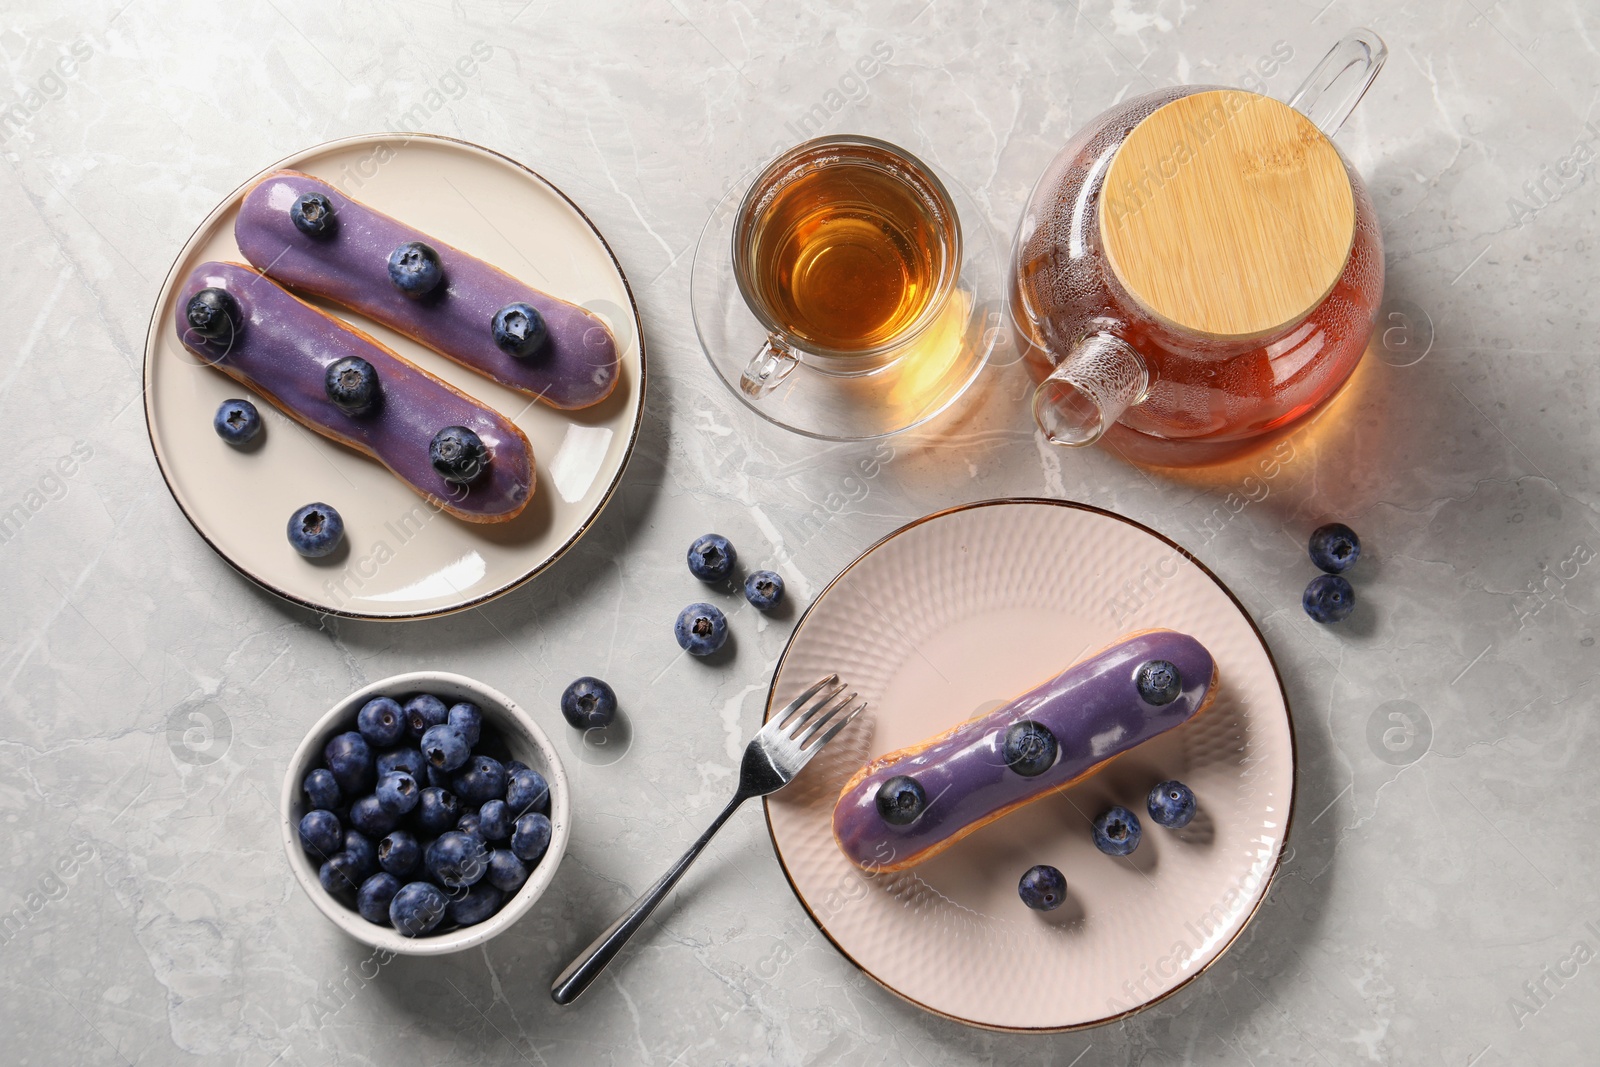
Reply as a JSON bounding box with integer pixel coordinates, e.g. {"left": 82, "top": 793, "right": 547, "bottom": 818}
{"left": 144, "top": 134, "right": 644, "bottom": 619}
{"left": 764, "top": 499, "right": 1294, "bottom": 1031}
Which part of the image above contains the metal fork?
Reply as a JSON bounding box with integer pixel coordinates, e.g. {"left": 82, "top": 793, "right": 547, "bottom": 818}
{"left": 551, "top": 674, "right": 864, "bottom": 1005}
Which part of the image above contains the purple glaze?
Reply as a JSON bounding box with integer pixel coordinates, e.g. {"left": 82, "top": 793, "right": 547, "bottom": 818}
{"left": 174, "top": 262, "right": 534, "bottom": 522}
{"left": 833, "top": 630, "right": 1216, "bottom": 871}
{"left": 234, "top": 171, "right": 620, "bottom": 410}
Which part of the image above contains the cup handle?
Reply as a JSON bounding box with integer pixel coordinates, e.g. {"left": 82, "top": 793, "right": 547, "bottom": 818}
{"left": 1032, "top": 332, "right": 1148, "bottom": 447}
{"left": 1288, "top": 28, "right": 1387, "bottom": 138}
{"left": 740, "top": 337, "right": 800, "bottom": 399}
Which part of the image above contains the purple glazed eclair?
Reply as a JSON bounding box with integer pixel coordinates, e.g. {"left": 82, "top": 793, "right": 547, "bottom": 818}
{"left": 233, "top": 170, "right": 619, "bottom": 410}
{"left": 174, "top": 261, "right": 535, "bottom": 524}
{"left": 832, "top": 629, "right": 1218, "bottom": 872}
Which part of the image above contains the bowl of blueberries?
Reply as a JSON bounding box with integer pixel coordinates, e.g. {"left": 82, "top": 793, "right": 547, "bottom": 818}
{"left": 280, "top": 671, "right": 569, "bottom": 955}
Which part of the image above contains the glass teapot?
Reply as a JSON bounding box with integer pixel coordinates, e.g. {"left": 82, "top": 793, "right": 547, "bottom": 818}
{"left": 1008, "top": 30, "right": 1387, "bottom": 466}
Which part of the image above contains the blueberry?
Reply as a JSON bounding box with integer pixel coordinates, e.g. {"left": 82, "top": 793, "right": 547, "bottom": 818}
{"left": 478, "top": 799, "right": 511, "bottom": 841}
{"left": 213, "top": 399, "right": 261, "bottom": 445}
{"left": 491, "top": 302, "right": 549, "bottom": 359}
{"left": 342, "top": 830, "right": 377, "bottom": 877}
{"left": 403, "top": 694, "right": 449, "bottom": 739}
{"left": 744, "top": 570, "right": 784, "bottom": 610}
{"left": 425, "top": 763, "right": 453, "bottom": 789}
{"left": 1092, "top": 806, "right": 1142, "bottom": 856}
{"left": 426, "top": 830, "right": 488, "bottom": 888}
{"left": 446, "top": 702, "right": 483, "bottom": 747}
{"left": 298, "top": 810, "right": 342, "bottom": 858}
{"left": 378, "top": 830, "right": 420, "bottom": 877}
{"left": 675, "top": 602, "right": 728, "bottom": 656}
{"left": 1135, "top": 660, "right": 1181, "bottom": 706}
{"left": 290, "top": 191, "right": 336, "bottom": 238}
{"left": 377, "top": 747, "right": 427, "bottom": 782}
{"left": 452, "top": 755, "right": 507, "bottom": 807}
{"left": 429, "top": 425, "right": 489, "bottom": 485}
{"left": 389, "top": 881, "right": 448, "bottom": 936}
{"left": 185, "top": 287, "right": 240, "bottom": 343}
{"left": 414, "top": 786, "right": 460, "bottom": 835}
{"left": 457, "top": 811, "right": 483, "bottom": 839}
{"left": 325, "top": 355, "right": 380, "bottom": 416}
{"left": 1147, "top": 780, "right": 1197, "bottom": 829}
{"left": 357, "top": 697, "right": 406, "bottom": 748}
{"left": 319, "top": 852, "right": 363, "bottom": 895}
{"left": 1002, "top": 720, "right": 1058, "bottom": 777}
{"left": 687, "top": 533, "right": 736, "bottom": 582}
{"left": 560, "top": 677, "right": 617, "bottom": 730}
{"left": 356, "top": 872, "right": 401, "bottom": 924}
{"left": 287, "top": 502, "right": 344, "bottom": 558}
{"left": 875, "top": 775, "right": 926, "bottom": 826}
{"left": 1018, "top": 864, "right": 1067, "bottom": 912}
{"left": 302, "top": 768, "right": 342, "bottom": 812}
{"left": 387, "top": 240, "right": 443, "bottom": 297}
{"left": 348, "top": 795, "right": 398, "bottom": 838}
{"left": 323, "top": 731, "right": 373, "bottom": 794}
{"left": 510, "top": 812, "right": 552, "bottom": 864}
{"left": 1303, "top": 574, "right": 1355, "bottom": 624}
{"left": 375, "top": 771, "right": 420, "bottom": 815}
{"left": 505, "top": 768, "right": 550, "bottom": 818}
{"left": 1309, "top": 522, "right": 1361, "bottom": 573}
{"left": 505, "top": 760, "right": 530, "bottom": 776}
{"left": 485, "top": 849, "right": 529, "bottom": 892}
{"left": 421, "top": 724, "right": 471, "bottom": 773}
{"left": 449, "top": 881, "right": 506, "bottom": 926}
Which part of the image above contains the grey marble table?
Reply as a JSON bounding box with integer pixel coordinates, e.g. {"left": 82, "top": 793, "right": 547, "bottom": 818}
{"left": 3, "top": 1, "right": 1596, "bottom": 1064}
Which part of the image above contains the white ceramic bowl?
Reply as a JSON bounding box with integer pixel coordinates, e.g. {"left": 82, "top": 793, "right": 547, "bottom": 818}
{"left": 281, "top": 671, "right": 570, "bottom": 955}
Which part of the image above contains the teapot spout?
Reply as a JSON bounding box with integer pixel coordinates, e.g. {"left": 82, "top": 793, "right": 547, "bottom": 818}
{"left": 1288, "top": 28, "right": 1387, "bottom": 137}
{"left": 1032, "top": 332, "right": 1148, "bottom": 447}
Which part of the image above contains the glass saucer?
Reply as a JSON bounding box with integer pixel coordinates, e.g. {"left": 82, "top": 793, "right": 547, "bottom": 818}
{"left": 690, "top": 160, "right": 1003, "bottom": 441}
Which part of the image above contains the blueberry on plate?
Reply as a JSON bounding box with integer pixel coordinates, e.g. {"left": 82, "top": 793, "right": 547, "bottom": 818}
{"left": 744, "top": 570, "right": 784, "bottom": 611}
{"left": 185, "top": 287, "right": 240, "bottom": 342}
{"left": 302, "top": 768, "right": 342, "bottom": 812}
{"left": 290, "top": 191, "right": 337, "bottom": 238}
{"left": 375, "top": 771, "right": 420, "bottom": 815}
{"left": 403, "top": 694, "right": 449, "bottom": 739}
{"left": 421, "top": 724, "right": 471, "bottom": 773}
{"left": 505, "top": 768, "right": 549, "bottom": 818}
{"left": 318, "top": 852, "right": 363, "bottom": 895}
{"left": 453, "top": 755, "right": 507, "bottom": 806}
{"left": 356, "top": 872, "right": 401, "bottom": 924}
{"left": 429, "top": 425, "right": 488, "bottom": 485}
{"left": 1002, "top": 720, "right": 1058, "bottom": 777}
{"left": 446, "top": 702, "right": 482, "bottom": 747}
{"left": 389, "top": 881, "right": 448, "bottom": 936}
{"left": 675, "top": 602, "right": 728, "bottom": 656}
{"left": 348, "top": 794, "right": 398, "bottom": 838}
{"left": 426, "top": 830, "right": 488, "bottom": 888}
{"left": 1147, "top": 780, "right": 1197, "bottom": 829}
{"left": 477, "top": 799, "right": 512, "bottom": 842}
{"left": 213, "top": 399, "right": 261, "bottom": 445}
{"left": 1309, "top": 522, "right": 1361, "bottom": 573}
{"left": 485, "top": 849, "right": 529, "bottom": 892}
{"left": 378, "top": 830, "right": 420, "bottom": 877}
{"left": 1135, "top": 660, "right": 1181, "bottom": 706}
{"left": 414, "top": 786, "right": 460, "bottom": 835}
{"left": 323, "top": 731, "right": 373, "bottom": 794}
{"left": 325, "top": 355, "right": 380, "bottom": 416}
{"left": 449, "top": 881, "right": 506, "bottom": 926}
{"left": 1303, "top": 574, "right": 1355, "bottom": 624}
{"left": 511, "top": 812, "right": 552, "bottom": 865}
{"left": 387, "top": 240, "right": 443, "bottom": 297}
{"left": 1092, "top": 806, "right": 1142, "bottom": 856}
{"left": 491, "top": 301, "right": 549, "bottom": 359}
{"left": 874, "top": 775, "right": 926, "bottom": 826}
{"left": 560, "top": 677, "right": 617, "bottom": 730}
{"left": 287, "top": 502, "right": 344, "bottom": 558}
{"left": 1018, "top": 864, "right": 1067, "bottom": 912}
{"left": 357, "top": 696, "right": 406, "bottom": 748}
{"left": 687, "top": 533, "right": 736, "bottom": 582}
{"left": 298, "top": 810, "right": 342, "bottom": 858}
{"left": 377, "top": 746, "right": 427, "bottom": 782}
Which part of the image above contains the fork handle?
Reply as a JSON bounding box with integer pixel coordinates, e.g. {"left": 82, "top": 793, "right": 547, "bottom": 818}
{"left": 551, "top": 793, "right": 746, "bottom": 1005}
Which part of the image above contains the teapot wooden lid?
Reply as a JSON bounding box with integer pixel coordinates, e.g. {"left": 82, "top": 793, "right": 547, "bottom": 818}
{"left": 1099, "top": 89, "right": 1355, "bottom": 341}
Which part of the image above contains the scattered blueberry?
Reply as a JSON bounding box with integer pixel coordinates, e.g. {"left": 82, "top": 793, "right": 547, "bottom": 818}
{"left": 448, "top": 881, "right": 506, "bottom": 926}
{"left": 323, "top": 731, "right": 373, "bottom": 794}
{"left": 348, "top": 795, "right": 398, "bottom": 838}
{"left": 505, "top": 768, "right": 549, "bottom": 818}
{"left": 298, "top": 810, "right": 342, "bottom": 858}
{"left": 319, "top": 852, "right": 363, "bottom": 895}
{"left": 1309, "top": 522, "right": 1361, "bottom": 574}
{"left": 485, "top": 849, "right": 529, "bottom": 892}
{"left": 744, "top": 570, "right": 784, "bottom": 610}
{"left": 185, "top": 287, "right": 239, "bottom": 342}
{"left": 1135, "top": 660, "right": 1181, "bottom": 706}
{"left": 1002, "top": 720, "right": 1058, "bottom": 777}
{"left": 1303, "top": 574, "right": 1355, "bottom": 624}
{"left": 560, "top": 677, "right": 617, "bottom": 730}
{"left": 875, "top": 775, "right": 926, "bottom": 826}
{"left": 1147, "top": 780, "right": 1197, "bottom": 829}
{"left": 342, "top": 830, "right": 377, "bottom": 878}
{"left": 491, "top": 302, "right": 549, "bottom": 359}
{"left": 447, "top": 702, "right": 483, "bottom": 747}
{"left": 452, "top": 755, "right": 507, "bottom": 806}
{"left": 478, "top": 799, "right": 511, "bottom": 842}
{"left": 429, "top": 425, "right": 488, "bottom": 485}
{"left": 422, "top": 724, "right": 471, "bottom": 773}
{"left": 387, "top": 240, "right": 443, "bottom": 297}
{"left": 675, "top": 602, "right": 728, "bottom": 656}
{"left": 1018, "top": 864, "right": 1068, "bottom": 912}
{"left": 287, "top": 502, "right": 344, "bottom": 558}
{"left": 686, "top": 533, "right": 736, "bottom": 582}
{"left": 414, "top": 786, "right": 460, "bottom": 835}
{"left": 511, "top": 812, "right": 552, "bottom": 864}
{"left": 403, "top": 694, "right": 449, "bottom": 739}
{"left": 426, "top": 830, "right": 488, "bottom": 889}
{"left": 1092, "top": 806, "right": 1142, "bottom": 856}
{"left": 325, "top": 356, "right": 380, "bottom": 416}
{"left": 357, "top": 697, "right": 406, "bottom": 748}
{"left": 302, "top": 768, "right": 342, "bottom": 812}
{"left": 389, "top": 881, "right": 448, "bottom": 936}
{"left": 377, "top": 747, "right": 427, "bottom": 782}
{"left": 378, "top": 830, "right": 420, "bottom": 877}
{"left": 356, "top": 872, "right": 401, "bottom": 924}
{"left": 213, "top": 399, "right": 261, "bottom": 445}
{"left": 290, "top": 191, "right": 337, "bottom": 238}
{"left": 374, "top": 771, "right": 420, "bottom": 815}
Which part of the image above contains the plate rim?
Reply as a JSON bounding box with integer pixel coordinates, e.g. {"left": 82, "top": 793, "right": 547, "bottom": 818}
{"left": 141, "top": 131, "right": 647, "bottom": 622}
{"left": 760, "top": 496, "right": 1298, "bottom": 1033}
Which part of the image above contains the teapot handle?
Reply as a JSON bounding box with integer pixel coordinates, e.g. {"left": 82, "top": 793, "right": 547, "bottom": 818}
{"left": 1288, "top": 28, "right": 1387, "bottom": 137}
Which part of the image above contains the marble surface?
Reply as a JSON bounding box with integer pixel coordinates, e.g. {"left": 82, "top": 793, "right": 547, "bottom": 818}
{"left": 2, "top": 1, "right": 1596, "bottom": 1064}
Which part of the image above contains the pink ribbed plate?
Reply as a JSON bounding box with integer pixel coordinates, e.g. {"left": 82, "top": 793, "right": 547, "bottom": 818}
{"left": 763, "top": 499, "right": 1294, "bottom": 1031}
